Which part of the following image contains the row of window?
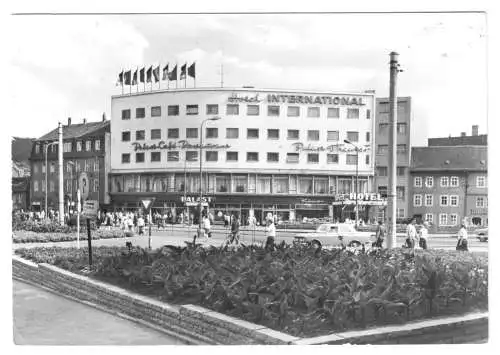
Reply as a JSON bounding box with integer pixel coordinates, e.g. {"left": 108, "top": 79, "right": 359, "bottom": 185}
{"left": 414, "top": 194, "right": 487, "bottom": 208}
{"left": 34, "top": 140, "right": 102, "bottom": 154}
{"left": 424, "top": 213, "right": 460, "bottom": 226}
{"left": 122, "top": 105, "right": 370, "bottom": 120}
{"left": 378, "top": 122, "right": 407, "bottom": 135}
{"left": 376, "top": 166, "right": 406, "bottom": 176}
{"left": 32, "top": 159, "right": 99, "bottom": 175}
{"left": 377, "top": 186, "right": 406, "bottom": 200}
{"left": 121, "top": 151, "right": 371, "bottom": 165}
{"left": 377, "top": 144, "right": 408, "bottom": 154}
{"left": 32, "top": 179, "right": 99, "bottom": 193}
{"left": 122, "top": 128, "right": 370, "bottom": 143}
{"left": 414, "top": 176, "right": 486, "bottom": 188}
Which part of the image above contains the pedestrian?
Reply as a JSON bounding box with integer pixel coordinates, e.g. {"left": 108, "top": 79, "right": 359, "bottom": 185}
{"left": 405, "top": 218, "right": 418, "bottom": 249}
{"left": 137, "top": 215, "right": 145, "bottom": 236}
{"left": 419, "top": 221, "right": 429, "bottom": 250}
{"left": 373, "top": 220, "right": 386, "bottom": 248}
{"left": 456, "top": 224, "right": 469, "bottom": 251}
{"left": 230, "top": 213, "right": 241, "bottom": 245}
{"left": 264, "top": 218, "right": 276, "bottom": 251}
{"left": 202, "top": 213, "right": 211, "bottom": 241}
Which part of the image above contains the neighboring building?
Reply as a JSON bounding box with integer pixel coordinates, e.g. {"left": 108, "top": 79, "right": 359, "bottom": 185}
{"left": 12, "top": 177, "right": 30, "bottom": 211}
{"left": 29, "top": 117, "right": 111, "bottom": 212}
{"left": 427, "top": 125, "right": 487, "bottom": 147}
{"left": 110, "top": 87, "right": 380, "bottom": 224}
{"left": 409, "top": 145, "right": 487, "bottom": 231}
{"left": 12, "top": 137, "right": 34, "bottom": 211}
{"left": 374, "top": 97, "right": 412, "bottom": 221}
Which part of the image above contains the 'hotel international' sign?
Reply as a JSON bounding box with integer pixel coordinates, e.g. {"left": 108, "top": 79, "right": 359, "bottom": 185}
{"left": 332, "top": 193, "right": 387, "bottom": 206}
{"left": 292, "top": 142, "right": 371, "bottom": 153}
{"left": 227, "top": 93, "right": 367, "bottom": 106}
{"left": 132, "top": 140, "right": 231, "bottom": 152}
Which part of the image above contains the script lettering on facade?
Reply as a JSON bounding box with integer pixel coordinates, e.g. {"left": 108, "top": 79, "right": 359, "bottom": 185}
{"left": 228, "top": 93, "right": 262, "bottom": 103}
{"left": 292, "top": 142, "right": 371, "bottom": 153}
{"left": 132, "top": 141, "right": 231, "bottom": 152}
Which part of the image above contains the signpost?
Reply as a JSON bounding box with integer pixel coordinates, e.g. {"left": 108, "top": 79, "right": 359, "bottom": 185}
{"left": 76, "top": 189, "right": 81, "bottom": 249}
{"left": 141, "top": 198, "right": 155, "bottom": 249}
{"left": 81, "top": 200, "right": 99, "bottom": 266}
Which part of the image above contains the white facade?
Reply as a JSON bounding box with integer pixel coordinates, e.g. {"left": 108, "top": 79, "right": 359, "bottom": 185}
{"left": 110, "top": 88, "right": 375, "bottom": 176}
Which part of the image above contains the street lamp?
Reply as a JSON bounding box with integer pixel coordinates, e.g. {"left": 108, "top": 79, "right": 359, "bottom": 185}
{"left": 198, "top": 116, "right": 221, "bottom": 242}
{"left": 344, "top": 139, "right": 360, "bottom": 228}
{"left": 44, "top": 141, "right": 58, "bottom": 220}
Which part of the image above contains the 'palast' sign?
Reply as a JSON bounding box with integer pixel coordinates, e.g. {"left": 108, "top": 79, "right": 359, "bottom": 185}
{"left": 132, "top": 140, "right": 231, "bottom": 152}
{"left": 292, "top": 142, "right": 371, "bottom": 153}
{"left": 181, "top": 196, "right": 213, "bottom": 206}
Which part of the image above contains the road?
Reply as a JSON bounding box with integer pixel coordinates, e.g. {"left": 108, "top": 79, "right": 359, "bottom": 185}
{"left": 12, "top": 280, "right": 186, "bottom": 345}
{"left": 13, "top": 224, "right": 489, "bottom": 253}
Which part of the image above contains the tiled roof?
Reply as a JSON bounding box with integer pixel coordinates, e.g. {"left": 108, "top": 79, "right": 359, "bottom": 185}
{"left": 37, "top": 121, "right": 110, "bottom": 141}
{"left": 12, "top": 137, "right": 35, "bottom": 161}
{"left": 411, "top": 146, "right": 487, "bottom": 171}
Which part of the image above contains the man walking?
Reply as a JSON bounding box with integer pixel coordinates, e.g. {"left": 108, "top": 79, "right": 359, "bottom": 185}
{"left": 373, "top": 220, "right": 386, "bottom": 248}
{"left": 456, "top": 224, "right": 469, "bottom": 251}
{"left": 265, "top": 218, "right": 276, "bottom": 251}
{"left": 230, "top": 213, "right": 240, "bottom": 245}
{"left": 406, "top": 218, "right": 418, "bottom": 249}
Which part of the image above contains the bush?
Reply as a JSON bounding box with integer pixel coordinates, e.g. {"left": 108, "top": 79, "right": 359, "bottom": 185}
{"left": 13, "top": 228, "right": 126, "bottom": 243}
{"left": 12, "top": 219, "right": 97, "bottom": 233}
{"left": 14, "top": 245, "right": 488, "bottom": 338}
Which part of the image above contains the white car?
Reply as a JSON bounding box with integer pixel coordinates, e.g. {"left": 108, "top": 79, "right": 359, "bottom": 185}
{"left": 293, "top": 223, "right": 376, "bottom": 249}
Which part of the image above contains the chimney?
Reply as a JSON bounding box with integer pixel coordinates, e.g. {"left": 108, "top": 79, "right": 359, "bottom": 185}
{"left": 83, "top": 118, "right": 87, "bottom": 124}
{"left": 461, "top": 132, "right": 466, "bottom": 137}
{"left": 472, "top": 125, "right": 479, "bottom": 136}
{"left": 67, "top": 117, "right": 71, "bottom": 126}
{"left": 102, "top": 112, "right": 106, "bottom": 121}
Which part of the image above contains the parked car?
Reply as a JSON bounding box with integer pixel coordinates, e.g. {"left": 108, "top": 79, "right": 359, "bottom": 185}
{"left": 475, "top": 227, "right": 488, "bottom": 242}
{"left": 293, "top": 223, "right": 376, "bottom": 249}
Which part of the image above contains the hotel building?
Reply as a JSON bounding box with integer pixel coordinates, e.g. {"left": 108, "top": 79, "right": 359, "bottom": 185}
{"left": 109, "top": 88, "right": 379, "bottom": 224}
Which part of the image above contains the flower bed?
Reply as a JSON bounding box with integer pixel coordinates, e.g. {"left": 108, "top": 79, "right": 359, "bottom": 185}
{"left": 14, "top": 245, "right": 488, "bottom": 338}
{"left": 12, "top": 228, "right": 131, "bottom": 243}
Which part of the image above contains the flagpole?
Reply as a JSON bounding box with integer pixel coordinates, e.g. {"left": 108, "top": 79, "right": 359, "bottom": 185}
{"left": 121, "top": 69, "right": 124, "bottom": 95}
{"left": 158, "top": 63, "right": 161, "bottom": 90}
{"left": 136, "top": 67, "right": 139, "bottom": 93}
{"left": 143, "top": 68, "right": 146, "bottom": 92}
{"left": 129, "top": 69, "right": 132, "bottom": 96}
{"left": 176, "top": 63, "right": 178, "bottom": 89}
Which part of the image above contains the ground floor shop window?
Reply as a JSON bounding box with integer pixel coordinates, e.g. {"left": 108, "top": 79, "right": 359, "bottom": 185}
{"left": 299, "top": 176, "right": 313, "bottom": 194}
{"left": 257, "top": 176, "right": 271, "bottom": 194}
{"left": 274, "top": 176, "right": 289, "bottom": 194}
{"left": 314, "top": 178, "right": 328, "bottom": 194}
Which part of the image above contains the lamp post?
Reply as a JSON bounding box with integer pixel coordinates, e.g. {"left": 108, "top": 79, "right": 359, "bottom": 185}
{"left": 44, "top": 141, "right": 58, "bottom": 220}
{"left": 67, "top": 160, "right": 80, "bottom": 249}
{"left": 197, "top": 116, "right": 221, "bottom": 242}
{"left": 344, "top": 139, "right": 360, "bottom": 228}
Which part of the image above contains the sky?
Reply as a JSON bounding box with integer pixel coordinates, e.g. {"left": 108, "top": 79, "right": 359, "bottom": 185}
{"left": 8, "top": 12, "right": 487, "bottom": 146}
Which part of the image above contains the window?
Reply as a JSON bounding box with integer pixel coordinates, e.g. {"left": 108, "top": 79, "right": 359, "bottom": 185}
{"left": 41, "top": 182, "right": 45, "bottom": 192}
{"left": 186, "top": 128, "right": 198, "bottom": 138}
{"left": 299, "top": 176, "right": 313, "bottom": 194}
{"left": 440, "top": 176, "right": 449, "bottom": 187}
{"left": 76, "top": 141, "right": 82, "bottom": 152}
{"left": 267, "top": 105, "right": 280, "bottom": 116}
{"left": 92, "top": 179, "right": 99, "bottom": 193}
{"left": 414, "top": 176, "right": 422, "bottom": 187}
{"left": 121, "top": 109, "right": 131, "bottom": 120}
{"left": 247, "top": 152, "right": 259, "bottom": 162}
{"left": 425, "top": 213, "right": 434, "bottom": 224}
{"left": 366, "top": 132, "right": 370, "bottom": 142}
{"left": 136, "top": 153, "right": 145, "bottom": 163}
{"left": 440, "top": 195, "right": 449, "bottom": 206}
{"left": 397, "top": 167, "right": 406, "bottom": 176}
{"left": 247, "top": 129, "right": 259, "bottom": 139}
{"left": 439, "top": 214, "right": 448, "bottom": 226}
{"left": 186, "top": 105, "right": 199, "bottom": 115}
{"left": 379, "top": 123, "right": 389, "bottom": 134}
{"left": 287, "top": 153, "right": 299, "bottom": 163}
{"left": 347, "top": 131, "right": 359, "bottom": 142}
{"left": 275, "top": 176, "right": 289, "bottom": 194}
{"left": 287, "top": 130, "right": 299, "bottom": 140}
{"left": 327, "top": 154, "right": 339, "bottom": 164}
{"left": 42, "top": 163, "right": 46, "bottom": 173}
{"left": 35, "top": 144, "right": 41, "bottom": 154}
{"left": 167, "top": 151, "right": 179, "bottom": 162}
{"left": 378, "top": 186, "right": 388, "bottom": 198}
{"left": 151, "top": 152, "right": 161, "bottom": 162}
{"left": 476, "top": 176, "right": 486, "bottom": 188}
{"left": 397, "top": 186, "right": 405, "bottom": 200}
{"left": 397, "top": 208, "right": 405, "bottom": 219}
{"left": 226, "top": 152, "right": 238, "bottom": 162}
{"left": 168, "top": 105, "right": 179, "bottom": 116}
{"left": 288, "top": 106, "right": 300, "bottom": 117}
{"left": 247, "top": 105, "right": 260, "bottom": 116}
{"left": 397, "top": 144, "right": 407, "bottom": 153}
{"left": 267, "top": 129, "right": 279, "bottom": 139}
{"left": 476, "top": 197, "right": 485, "bottom": 208}
{"left": 346, "top": 154, "right": 358, "bottom": 165}
{"left": 206, "top": 104, "right": 219, "bottom": 115}
{"left": 450, "top": 176, "right": 459, "bottom": 187}
{"left": 133, "top": 108, "right": 145, "bottom": 119}
{"left": 450, "top": 195, "right": 459, "bottom": 206}
{"left": 49, "top": 162, "right": 55, "bottom": 174}
{"left": 136, "top": 130, "right": 146, "bottom": 141}
{"left": 63, "top": 142, "right": 72, "bottom": 152}
{"left": 186, "top": 151, "right": 198, "bottom": 162}
{"left": 397, "top": 123, "right": 407, "bottom": 135}
{"left": 85, "top": 141, "right": 92, "bottom": 151}
{"left": 413, "top": 194, "right": 422, "bottom": 207}
{"left": 327, "top": 131, "right": 339, "bottom": 141}
{"left": 377, "top": 145, "right": 388, "bottom": 155}
{"left": 450, "top": 214, "right": 458, "bottom": 225}
{"left": 232, "top": 175, "right": 248, "bottom": 193}
{"left": 122, "top": 131, "right": 131, "bottom": 142}
{"left": 93, "top": 159, "right": 99, "bottom": 172}
{"left": 307, "top": 153, "right": 319, "bottom": 163}
{"left": 226, "top": 104, "right": 239, "bottom": 115}
{"left": 122, "top": 154, "right": 130, "bottom": 163}
{"left": 377, "top": 167, "right": 388, "bottom": 176}
{"left": 307, "top": 130, "right": 319, "bottom": 141}
{"left": 424, "top": 176, "right": 434, "bottom": 187}
{"left": 206, "top": 151, "right": 218, "bottom": 162}
{"left": 151, "top": 106, "right": 161, "bottom": 117}
{"left": 347, "top": 108, "right": 359, "bottom": 119}
{"left": 307, "top": 107, "right": 320, "bottom": 118}
{"left": 327, "top": 107, "right": 340, "bottom": 118}
{"left": 95, "top": 140, "right": 100, "bottom": 151}
{"left": 267, "top": 152, "right": 279, "bottom": 162}
{"left": 167, "top": 129, "right": 179, "bottom": 139}
{"left": 226, "top": 128, "right": 239, "bottom": 139}
{"left": 366, "top": 109, "right": 371, "bottom": 119}
{"left": 33, "top": 164, "right": 39, "bottom": 174}
{"left": 33, "top": 180, "right": 39, "bottom": 192}
{"left": 365, "top": 155, "right": 370, "bottom": 165}
{"left": 151, "top": 129, "right": 161, "bottom": 140}
{"left": 425, "top": 194, "right": 433, "bottom": 206}
{"left": 206, "top": 128, "right": 218, "bottom": 138}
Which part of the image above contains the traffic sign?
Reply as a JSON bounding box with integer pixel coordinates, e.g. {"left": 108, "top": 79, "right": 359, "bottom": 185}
{"left": 81, "top": 200, "right": 99, "bottom": 219}
{"left": 141, "top": 198, "right": 155, "bottom": 211}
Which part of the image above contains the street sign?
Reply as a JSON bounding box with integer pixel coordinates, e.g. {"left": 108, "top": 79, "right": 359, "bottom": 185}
{"left": 141, "top": 198, "right": 155, "bottom": 211}
{"left": 81, "top": 200, "right": 99, "bottom": 219}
